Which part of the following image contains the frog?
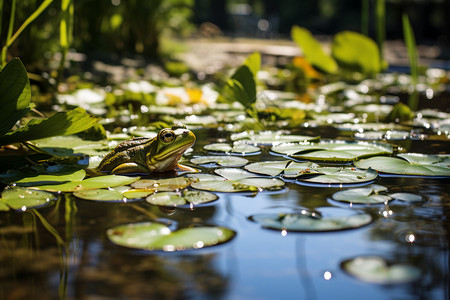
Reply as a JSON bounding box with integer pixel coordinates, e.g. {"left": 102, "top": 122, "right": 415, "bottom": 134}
{"left": 96, "top": 123, "right": 196, "bottom": 174}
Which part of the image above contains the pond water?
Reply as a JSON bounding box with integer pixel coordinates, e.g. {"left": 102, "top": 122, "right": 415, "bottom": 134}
{"left": 0, "top": 124, "right": 448, "bottom": 300}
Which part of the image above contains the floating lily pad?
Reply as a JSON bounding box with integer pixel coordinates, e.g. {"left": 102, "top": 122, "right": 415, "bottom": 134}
{"left": 271, "top": 141, "right": 392, "bottom": 162}
{"left": 354, "top": 156, "right": 450, "bottom": 177}
{"left": 146, "top": 191, "right": 218, "bottom": 207}
{"left": 341, "top": 256, "right": 422, "bottom": 284}
{"left": 189, "top": 169, "right": 285, "bottom": 193}
{"left": 131, "top": 177, "right": 191, "bottom": 191}
{"left": 204, "top": 143, "right": 260, "bottom": 155}
{"left": 73, "top": 189, "right": 125, "bottom": 201}
{"left": 397, "top": 153, "right": 450, "bottom": 168}
{"left": 249, "top": 207, "right": 372, "bottom": 232}
{"left": 1, "top": 187, "right": 56, "bottom": 210}
{"left": 230, "top": 131, "right": 319, "bottom": 145}
{"left": 15, "top": 169, "right": 86, "bottom": 186}
{"left": 332, "top": 185, "right": 391, "bottom": 204}
{"left": 245, "top": 160, "right": 319, "bottom": 178}
{"left": 34, "top": 135, "right": 112, "bottom": 156}
{"left": 389, "top": 192, "right": 424, "bottom": 203}
{"left": 34, "top": 175, "right": 140, "bottom": 192}
{"left": 190, "top": 155, "right": 248, "bottom": 167}
{"left": 122, "top": 189, "right": 155, "bottom": 199}
{"left": 106, "top": 222, "right": 236, "bottom": 251}
{"left": 297, "top": 167, "right": 378, "bottom": 187}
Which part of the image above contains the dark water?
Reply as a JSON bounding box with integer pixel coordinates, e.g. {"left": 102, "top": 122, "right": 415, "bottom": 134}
{"left": 0, "top": 127, "right": 449, "bottom": 300}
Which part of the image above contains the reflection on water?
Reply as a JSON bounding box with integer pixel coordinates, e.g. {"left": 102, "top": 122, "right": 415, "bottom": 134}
{"left": 0, "top": 128, "right": 449, "bottom": 300}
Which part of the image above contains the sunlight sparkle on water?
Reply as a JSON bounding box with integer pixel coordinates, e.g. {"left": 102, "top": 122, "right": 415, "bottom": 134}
{"left": 406, "top": 233, "right": 415, "bottom": 243}
{"left": 323, "top": 271, "right": 332, "bottom": 280}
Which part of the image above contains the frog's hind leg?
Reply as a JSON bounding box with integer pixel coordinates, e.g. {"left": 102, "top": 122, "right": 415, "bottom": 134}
{"left": 111, "top": 163, "right": 149, "bottom": 174}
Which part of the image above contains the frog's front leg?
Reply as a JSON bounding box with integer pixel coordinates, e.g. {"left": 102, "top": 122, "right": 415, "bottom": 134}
{"left": 111, "top": 162, "right": 149, "bottom": 174}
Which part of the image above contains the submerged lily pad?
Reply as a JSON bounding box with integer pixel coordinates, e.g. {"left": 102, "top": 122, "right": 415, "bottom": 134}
{"left": 34, "top": 175, "right": 140, "bottom": 192}
{"left": 271, "top": 141, "right": 392, "bottom": 162}
{"left": 354, "top": 156, "right": 450, "bottom": 177}
{"left": 204, "top": 143, "right": 260, "bottom": 155}
{"left": 332, "top": 185, "right": 391, "bottom": 204}
{"left": 190, "top": 155, "right": 248, "bottom": 167}
{"left": 230, "top": 131, "right": 319, "bottom": 145}
{"left": 146, "top": 190, "right": 218, "bottom": 207}
{"left": 1, "top": 187, "right": 56, "bottom": 210}
{"left": 189, "top": 169, "right": 285, "bottom": 193}
{"left": 297, "top": 167, "right": 378, "bottom": 187}
{"left": 342, "top": 256, "right": 422, "bottom": 284}
{"left": 106, "top": 222, "right": 236, "bottom": 251}
{"left": 249, "top": 207, "right": 372, "bottom": 232}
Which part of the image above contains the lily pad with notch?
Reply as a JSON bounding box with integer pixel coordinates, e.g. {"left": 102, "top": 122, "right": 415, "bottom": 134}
{"left": 296, "top": 166, "right": 378, "bottom": 187}
{"left": 249, "top": 207, "right": 372, "bottom": 232}
{"left": 204, "top": 142, "right": 260, "bottom": 155}
{"left": 146, "top": 190, "right": 218, "bottom": 207}
{"left": 190, "top": 155, "right": 248, "bottom": 167}
{"left": 106, "top": 222, "right": 236, "bottom": 251}
{"left": 1, "top": 187, "right": 57, "bottom": 210}
{"left": 245, "top": 160, "right": 319, "bottom": 178}
{"left": 331, "top": 184, "right": 391, "bottom": 204}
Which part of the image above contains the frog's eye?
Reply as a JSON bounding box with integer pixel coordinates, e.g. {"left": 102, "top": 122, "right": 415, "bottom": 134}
{"left": 159, "top": 130, "right": 175, "bottom": 143}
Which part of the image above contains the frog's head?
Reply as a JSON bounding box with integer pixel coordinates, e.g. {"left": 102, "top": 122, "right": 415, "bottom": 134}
{"left": 147, "top": 123, "right": 196, "bottom": 171}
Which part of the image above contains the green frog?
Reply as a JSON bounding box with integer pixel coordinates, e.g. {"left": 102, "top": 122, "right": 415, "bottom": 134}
{"left": 96, "top": 123, "right": 196, "bottom": 174}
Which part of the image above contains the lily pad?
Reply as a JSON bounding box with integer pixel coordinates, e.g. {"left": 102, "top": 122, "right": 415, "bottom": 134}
{"left": 297, "top": 167, "right": 378, "bottom": 187}
{"left": 188, "top": 169, "right": 285, "bottom": 193}
{"left": 106, "top": 222, "right": 236, "bottom": 251}
{"left": 34, "top": 175, "right": 140, "bottom": 192}
{"left": 249, "top": 207, "right": 372, "bottom": 232}
{"left": 389, "top": 192, "right": 424, "bottom": 203}
{"left": 15, "top": 169, "right": 86, "bottom": 186}
{"left": 245, "top": 160, "right": 319, "bottom": 178}
{"left": 131, "top": 177, "right": 191, "bottom": 191}
{"left": 190, "top": 155, "right": 248, "bottom": 167}
{"left": 230, "top": 131, "right": 319, "bottom": 145}
{"left": 146, "top": 190, "right": 218, "bottom": 207}
{"left": 341, "top": 256, "right": 422, "bottom": 284}
{"left": 332, "top": 185, "right": 391, "bottom": 204}
{"left": 204, "top": 143, "right": 260, "bottom": 155}
{"left": 1, "top": 187, "right": 56, "bottom": 210}
{"left": 398, "top": 153, "right": 450, "bottom": 168}
{"left": 354, "top": 156, "right": 450, "bottom": 177}
{"left": 73, "top": 189, "right": 125, "bottom": 201}
{"left": 271, "top": 141, "right": 392, "bottom": 162}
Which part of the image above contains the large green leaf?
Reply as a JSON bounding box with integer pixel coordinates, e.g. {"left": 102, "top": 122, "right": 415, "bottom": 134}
{"left": 226, "top": 65, "right": 256, "bottom": 107}
{"left": 0, "top": 58, "right": 31, "bottom": 135}
{"left": 0, "top": 107, "right": 98, "bottom": 145}
{"left": 291, "top": 25, "right": 338, "bottom": 74}
{"left": 331, "top": 31, "right": 382, "bottom": 75}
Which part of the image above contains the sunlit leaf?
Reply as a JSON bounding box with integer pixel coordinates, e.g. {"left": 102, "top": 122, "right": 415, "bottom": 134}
{"left": 230, "top": 131, "right": 319, "bottom": 145}
{"left": 34, "top": 175, "right": 140, "bottom": 192}
{"left": 131, "top": 177, "right": 191, "bottom": 191}
{"left": 190, "top": 155, "right": 248, "bottom": 167}
{"left": 297, "top": 167, "right": 378, "bottom": 186}
{"left": 15, "top": 169, "right": 86, "bottom": 186}
{"left": 1, "top": 187, "right": 56, "bottom": 210}
{"left": 389, "top": 192, "right": 424, "bottom": 203}
{"left": 204, "top": 142, "right": 260, "bottom": 155}
{"left": 73, "top": 189, "right": 125, "bottom": 201}
{"left": 107, "top": 222, "right": 236, "bottom": 251}
{"left": 342, "top": 256, "right": 422, "bottom": 284}
{"left": 332, "top": 185, "right": 391, "bottom": 204}
{"left": 146, "top": 191, "right": 218, "bottom": 207}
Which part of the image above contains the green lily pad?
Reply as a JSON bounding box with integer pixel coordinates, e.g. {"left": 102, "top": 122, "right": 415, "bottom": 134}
{"left": 230, "top": 131, "right": 319, "bottom": 145}
{"left": 398, "top": 153, "right": 450, "bottom": 168}
{"left": 297, "top": 167, "right": 378, "bottom": 186}
{"left": 190, "top": 156, "right": 248, "bottom": 167}
{"left": 354, "top": 156, "right": 450, "bottom": 177}
{"left": 204, "top": 143, "right": 260, "bottom": 155}
{"left": 34, "top": 135, "right": 113, "bottom": 156}
{"left": 34, "top": 175, "right": 140, "bottom": 192}
{"left": 332, "top": 185, "right": 391, "bottom": 204}
{"left": 73, "top": 189, "right": 125, "bottom": 201}
{"left": 188, "top": 169, "right": 285, "bottom": 193}
{"left": 341, "top": 256, "right": 422, "bottom": 284}
{"left": 245, "top": 160, "right": 319, "bottom": 177}
{"left": 1, "top": 187, "right": 56, "bottom": 210}
{"left": 122, "top": 189, "right": 155, "bottom": 199}
{"left": 106, "top": 222, "right": 236, "bottom": 251}
{"left": 249, "top": 207, "right": 372, "bottom": 232}
{"left": 15, "top": 169, "right": 86, "bottom": 186}
{"left": 271, "top": 141, "right": 392, "bottom": 162}
{"left": 146, "top": 190, "right": 218, "bottom": 207}
{"left": 131, "top": 177, "right": 191, "bottom": 191}
{"left": 389, "top": 192, "right": 424, "bottom": 203}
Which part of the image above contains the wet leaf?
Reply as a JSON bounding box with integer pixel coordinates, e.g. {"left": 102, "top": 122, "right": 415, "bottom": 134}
{"left": 1, "top": 187, "right": 56, "bottom": 210}
{"left": 297, "top": 167, "right": 378, "bottom": 186}
{"left": 146, "top": 190, "right": 218, "bottom": 207}
{"left": 230, "top": 131, "right": 319, "bottom": 145}
{"left": 389, "top": 192, "right": 424, "bottom": 203}
{"left": 245, "top": 160, "right": 319, "bottom": 178}
{"left": 272, "top": 141, "right": 392, "bottom": 162}
{"left": 332, "top": 185, "right": 391, "bottom": 204}
{"left": 342, "top": 256, "right": 422, "bottom": 284}
{"left": 204, "top": 142, "right": 260, "bottom": 155}
{"left": 106, "top": 222, "right": 236, "bottom": 251}
{"left": 250, "top": 207, "right": 372, "bottom": 232}
{"left": 354, "top": 156, "right": 450, "bottom": 177}
{"left": 15, "top": 169, "right": 86, "bottom": 186}
{"left": 190, "top": 155, "right": 248, "bottom": 167}
{"left": 73, "top": 189, "right": 125, "bottom": 201}
{"left": 34, "top": 175, "right": 140, "bottom": 192}
{"left": 131, "top": 177, "right": 191, "bottom": 191}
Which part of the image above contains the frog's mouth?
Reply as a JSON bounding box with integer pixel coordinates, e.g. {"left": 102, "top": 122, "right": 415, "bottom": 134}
{"left": 154, "top": 139, "right": 195, "bottom": 162}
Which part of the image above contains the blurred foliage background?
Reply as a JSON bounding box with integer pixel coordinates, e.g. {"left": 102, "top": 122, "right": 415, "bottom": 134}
{"left": 0, "top": 0, "right": 448, "bottom": 70}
